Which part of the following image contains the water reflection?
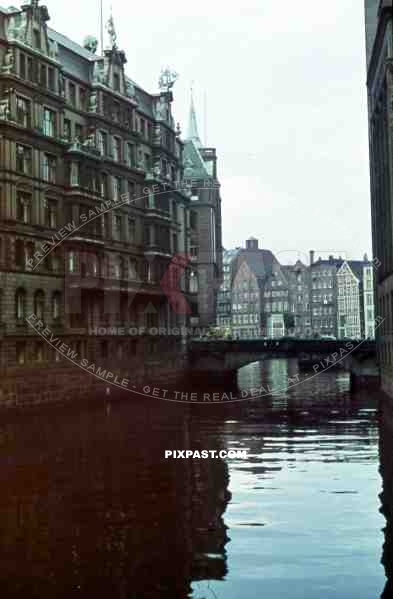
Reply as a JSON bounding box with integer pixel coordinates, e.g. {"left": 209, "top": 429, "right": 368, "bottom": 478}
{"left": 379, "top": 400, "right": 393, "bottom": 598}
{"left": 0, "top": 402, "right": 230, "bottom": 598}
{"left": 0, "top": 359, "right": 386, "bottom": 599}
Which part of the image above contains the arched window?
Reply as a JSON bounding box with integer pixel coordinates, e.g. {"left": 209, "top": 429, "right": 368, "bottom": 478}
{"left": 52, "top": 292, "right": 61, "bottom": 320}
{"left": 34, "top": 290, "right": 45, "bottom": 320}
{"left": 15, "top": 288, "right": 26, "bottom": 321}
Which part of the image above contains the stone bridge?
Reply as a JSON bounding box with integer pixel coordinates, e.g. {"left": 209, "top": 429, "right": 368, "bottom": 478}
{"left": 188, "top": 338, "right": 379, "bottom": 390}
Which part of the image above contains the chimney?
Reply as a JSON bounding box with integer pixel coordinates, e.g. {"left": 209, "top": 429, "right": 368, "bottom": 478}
{"left": 246, "top": 237, "right": 259, "bottom": 250}
{"left": 309, "top": 250, "right": 315, "bottom": 265}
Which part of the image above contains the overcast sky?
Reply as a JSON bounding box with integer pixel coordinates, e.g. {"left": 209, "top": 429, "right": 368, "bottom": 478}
{"left": 46, "top": 0, "right": 371, "bottom": 264}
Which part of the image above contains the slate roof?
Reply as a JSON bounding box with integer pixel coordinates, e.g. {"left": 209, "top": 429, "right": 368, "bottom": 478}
{"left": 234, "top": 248, "right": 280, "bottom": 288}
{"left": 311, "top": 258, "right": 371, "bottom": 285}
{"left": 47, "top": 27, "right": 154, "bottom": 116}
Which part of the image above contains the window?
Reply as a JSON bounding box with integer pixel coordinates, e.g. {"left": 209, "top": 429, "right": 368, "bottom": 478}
{"left": 34, "top": 342, "right": 44, "bottom": 363}
{"left": 113, "top": 256, "right": 121, "bottom": 279}
{"left": 190, "top": 246, "right": 198, "bottom": 261}
{"left": 15, "top": 240, "right": 24, "bottom": 268}
{"left": 128, "top": 217, "right": 136, "bottom": 241}
{"left": 43, "top": 108, "right": 56, "bottom": 137}
{"left": 113, "top": 136, "right": 122, "bottom": 162}
{"left": 68, "top": 251, "right": 77, "bottom": 273}
{"left": 42, "top": 154, "right": 57, "bottom": 183}
{"left": 15, "top": 289, "right": 26, "bottom": 321}
{"left": 113, "top": 101, "right": 120, "bottom": 122}
{"left": 48, "top": 67, "right": 55, "bottom": 91}
{"left": 40, "top": 64, "right": 47, "bottom": 87}
{"left": 19, "top": 53, "right": 26, "bottom": 79}
{"left": 70, "top": 162, "right": 79, "bottom": 186}
{"left": 64, "top": 119, "right": 71, "bottom": 141}
{"left": 75, "top": 123, "right": 83, "bottom": 140}
{"left": 51, "top": 248, "right": 62, "bottom": 273}
{"left": 27, "top": 56, "right": 33, "bottom": 82}
{"left": 127, "top": 180, "right": 135, "bottom": 201}
{"left": 190, "top": 211, "right": 198, "bottom": 230}
{"left": 100, "top": 172, "right": 108, "bottom": 197}
{"left": 113, "top": 214, "right": 122, "bottom": 240}
{"left": 128, "top": 258, "right": 137, "bottom": 280}
{"left": 33, "top": 29, "right": 41, "bottom": 50}
{"left": 34, "top": 290, "right": 45, "bottom": 321}
{"left": 98, "top": 130, "right": 107, "bottom": 155}
{"left": 52, "top": 292, "right": 61, "bottom": 320}
{"left": 190, "top": 271, "right": 198, "bottom": 293}
{"left": 47, "top": 200, "right": 57, "bottom": 229}
{"left": 16, "top": 342, "right": 26, "bottom": 365}
{"left": 113, "top": 72, "right": 120, "bottom": 92}
{"left": 113, "top": 177, "right": 122, "bottom": 200}
{"left": 68, "top": 82, "right": 76, "bottom": 107}
{"left": 16, "top": 96, "right": 31, "bottom": 127}
{"left": 16, "top": 144, "right": 32, "bottom": 174}
{"left": 79, "top": 87, "right": 87, "bottom": 110}
{"left": 126, "top": 143, "right": 134, "bottom": 167}
{"left": 17, "top": 192, "right": 31, "bottom": 224}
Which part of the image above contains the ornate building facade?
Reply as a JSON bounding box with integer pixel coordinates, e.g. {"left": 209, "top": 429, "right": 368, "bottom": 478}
{"left": 364, "top": 0, "right": 393, "bottom": 394}
{"left": 0, "top": 0, "right": 200, "bottom": 404}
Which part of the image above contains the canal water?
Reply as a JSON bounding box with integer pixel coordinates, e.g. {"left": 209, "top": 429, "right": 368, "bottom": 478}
{"left": 0, "top": 358, "right": 389, "bottom": 598}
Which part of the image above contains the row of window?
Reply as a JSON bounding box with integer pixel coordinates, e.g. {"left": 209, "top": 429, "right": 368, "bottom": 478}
{"left": 232, "top": 314, "right": 259, "bottom": 325}
{"left": 15, "top": 288, "right": 61, "bottom": 322}
{"left": 16, "top": 146, "right": 137, "bottom": 198}
{"left": 16, "top": 144, "right": 57, "bottom": 182}
{"left": 232, "top": 303, "right": 259, "bottom": 313}
{"left": 265, "top": 302, "right": 290, "bottom": 313}
{"left": 19, "top": 52, "right": 56, "bottom": 91}
{"left": 15, "top": 100, "right": 177, "bottom": 180}
{"left": 312, "top": 280, "right": 334, "bottom": 289}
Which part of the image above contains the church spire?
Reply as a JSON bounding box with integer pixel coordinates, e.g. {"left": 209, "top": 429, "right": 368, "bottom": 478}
{"left": 187, "top": 86, "right": 201, "bottom": 145}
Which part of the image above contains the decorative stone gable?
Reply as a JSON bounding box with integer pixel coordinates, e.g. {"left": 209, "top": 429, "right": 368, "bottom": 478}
{"left": 6, "top": 1, "right": 55, "bottom": 59}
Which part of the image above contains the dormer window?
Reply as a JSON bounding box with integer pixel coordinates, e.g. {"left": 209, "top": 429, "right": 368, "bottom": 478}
{"left": 113, "top": 72, "right": 120, "bottom": 92}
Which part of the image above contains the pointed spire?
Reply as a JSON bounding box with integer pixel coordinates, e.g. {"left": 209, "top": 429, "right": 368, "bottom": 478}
{"left": 187, "top": 85, "right": 201, "bottom": 145}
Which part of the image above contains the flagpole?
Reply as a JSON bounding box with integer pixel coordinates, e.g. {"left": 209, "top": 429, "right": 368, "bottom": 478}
{"left": 203, "top": 90, "right": 207, "bottom": 146}
{"left": 100, "top": 0, "right": 104, "bottom": 55}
